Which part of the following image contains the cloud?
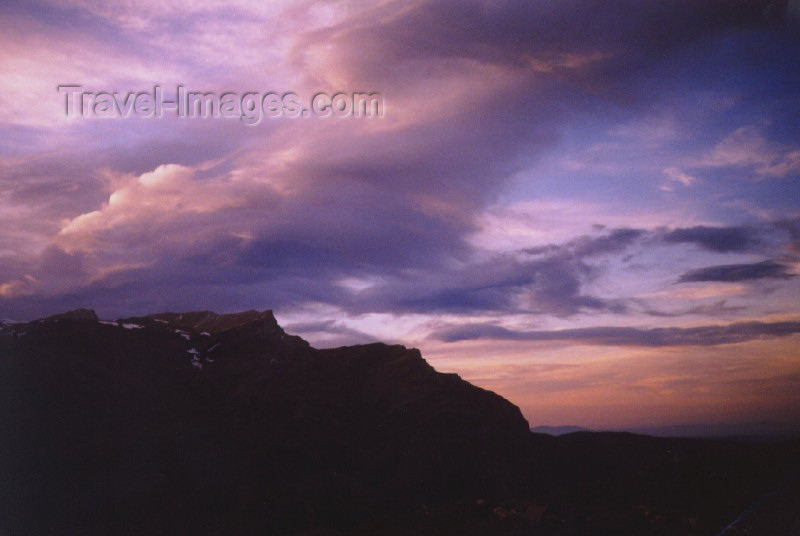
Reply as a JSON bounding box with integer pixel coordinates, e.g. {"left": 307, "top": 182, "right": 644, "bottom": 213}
{"left": 699, "top": 125, "right": 800, "bottom": 177}
{"left": 525, "top": 227, "right": 646, "bottom": 258}
{"left": 431, "top": 320, "right": 800, "bottom": 347}
{"left": 1, "top": 0, "right": 798, "bottom": 327}
{"left": 642, "top": 299, "right": 746, "bottom": 318}
{"left": 677, "top": 260, "right": 796, "bottom": 282}
{"left": 282, "top": 319, "right": 378, "bottom": 348}
{"left": 662, "top": 225, "right": 760, "bottom": 252}
{"left": 775, "top": 217, "right": 800, "bottom": 255}
{"left": 660, "top": 166, "right": 696, "bottom": 191}
{"left": 296, "top": 0, "right": 789, "bottom": 84}
{"left": 348, "top": 228, "right": 643, "bottom": 317}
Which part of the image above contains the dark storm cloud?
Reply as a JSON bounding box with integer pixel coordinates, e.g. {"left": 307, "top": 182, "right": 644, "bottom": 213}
{"left": 677, "top": 260, "right": 796, "bottom": 282}
{"left": 663, "top": 225, "right": 761, "bottom": 253}
{"left": 237, "top": 185, "right": 476, "bottom": 274}
{"left": 525, "top": 228, "right": 646, "bottom": 257}
{"left": 9, "top": 228, "right": 628, "bottom": 320}
{"left": 299, "top": 0, "right": 790, "bottom": 95}
{"left": 280, "top": 82, "right": 563, "bottom": 208}
{"left": 642, "top": 300, "right": 746, "bottom": 318}
{"left": 432, "top": 320, "right": 800, "bottom": 347}
{"left": 351, "top": 230, "right": 635, "bottom": 316}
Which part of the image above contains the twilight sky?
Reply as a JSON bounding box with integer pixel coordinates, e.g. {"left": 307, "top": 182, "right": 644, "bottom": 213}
{"left": 2, "top": 0, "right": 799, "bottom": 432}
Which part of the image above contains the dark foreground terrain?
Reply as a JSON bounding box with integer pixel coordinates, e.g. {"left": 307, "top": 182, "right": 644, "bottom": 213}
{"left": 1, "top": 310, "right": 798, "bottom": 535}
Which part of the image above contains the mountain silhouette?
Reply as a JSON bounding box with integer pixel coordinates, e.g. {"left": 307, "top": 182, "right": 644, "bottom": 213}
{"left": 1, "top": 309, "right": 797, "bottom": 535}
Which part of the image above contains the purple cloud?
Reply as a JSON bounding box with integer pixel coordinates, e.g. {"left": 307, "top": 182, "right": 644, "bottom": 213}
{"left": 432, "top": 320, "right": 800, "bottom": 347}
{"left": 678, "top": 260, "right": 796, "bottom": 282}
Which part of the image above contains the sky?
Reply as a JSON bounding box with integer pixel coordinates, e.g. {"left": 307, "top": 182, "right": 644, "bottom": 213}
{"left": 1, "top": 0, "right": 799, "bottom": 433}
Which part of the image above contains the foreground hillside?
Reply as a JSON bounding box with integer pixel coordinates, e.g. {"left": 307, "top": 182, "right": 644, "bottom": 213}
{"left": 1, "top": 310, "right": 797, "bottom": 535}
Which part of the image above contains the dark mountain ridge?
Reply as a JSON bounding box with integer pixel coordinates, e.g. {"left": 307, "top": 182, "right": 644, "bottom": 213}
{"left": 1, "top": 309, "right": 798, "bottom": 535}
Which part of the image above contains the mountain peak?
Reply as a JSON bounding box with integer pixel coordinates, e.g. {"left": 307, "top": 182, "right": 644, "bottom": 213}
{"left": 145, "top": 309, "right": 278, "bottom": 334}
{"left": 39, "top": 308, "right": 99, "bottom": 322}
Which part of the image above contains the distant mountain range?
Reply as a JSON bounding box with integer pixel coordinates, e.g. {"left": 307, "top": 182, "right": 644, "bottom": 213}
{"left": 530, "top": 425, "right": 592, "bottom": 436}
{"left": 2, "top": 309, "right": 798, "bottom": 535}
{"left": 532, "top": 422, "right": 800, "bottom": 438}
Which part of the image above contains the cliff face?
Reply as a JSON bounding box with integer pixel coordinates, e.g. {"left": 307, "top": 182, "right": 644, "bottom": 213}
{"left": 0, "top": 309, "right": 531, "bottom": 535}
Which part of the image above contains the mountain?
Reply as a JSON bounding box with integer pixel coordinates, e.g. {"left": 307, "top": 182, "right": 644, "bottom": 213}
{"left": 621, "top": 422, "right": 800, "bottom": 439}
{"left": 1, "top": 309, "right": 798, "bottom": 535}
{"left": 530, "top": 425, "right": 592, "bottom": 436}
